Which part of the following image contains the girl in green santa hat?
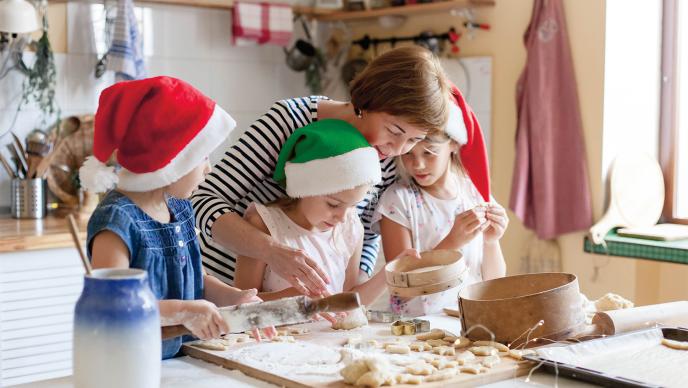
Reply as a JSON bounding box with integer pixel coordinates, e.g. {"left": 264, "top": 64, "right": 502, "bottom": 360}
{"left": 234, "top": 119, "right": 419, "bottom": 314}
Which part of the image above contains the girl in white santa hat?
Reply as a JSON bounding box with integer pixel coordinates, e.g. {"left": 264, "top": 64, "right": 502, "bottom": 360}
{"left": 372, "top": 86, "right": 509, "bottom": 317}
{"left": 80, "top": 76, "right": 274, "bottom": 359}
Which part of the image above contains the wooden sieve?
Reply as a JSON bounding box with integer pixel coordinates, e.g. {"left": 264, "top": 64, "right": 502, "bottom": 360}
{"left": 458, "top": 272, "right": 585, "bottom": 347}
{"left": 385, "top": 249, "right": 468, "bottom": 297}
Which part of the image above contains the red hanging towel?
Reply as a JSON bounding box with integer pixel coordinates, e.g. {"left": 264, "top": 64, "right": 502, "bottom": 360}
{"left": 232, "top": 2, "right": 293, "bottom": 47}
{"left": 509, "top": 0, "right": 592, "bottom": 240}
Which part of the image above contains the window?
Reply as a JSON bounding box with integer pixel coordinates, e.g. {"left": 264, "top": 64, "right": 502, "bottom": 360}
{"left": 660, "top": 0, "right": 688, "bottom": 221}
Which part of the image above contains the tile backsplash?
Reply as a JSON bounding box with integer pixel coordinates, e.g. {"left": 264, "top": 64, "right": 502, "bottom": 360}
{"left": 0, "top": 3, "right": 307, "bottom": 208}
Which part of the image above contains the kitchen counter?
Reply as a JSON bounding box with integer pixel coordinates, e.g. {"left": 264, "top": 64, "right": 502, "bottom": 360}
{"left": 15, "top": 355, "right": 595, "bottom": 388}
{"left": 0, "top": 211, "right": 88, "bottom": 253}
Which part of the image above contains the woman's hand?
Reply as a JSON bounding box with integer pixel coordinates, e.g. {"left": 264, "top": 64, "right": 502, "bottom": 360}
{"left": 450, "top": 206, "right": 489, "bottom": 247}
{"left": 268, "top": 242, "right": 331, "bottom": 296}
{"left": 483, "top": 203, "right": 508, "bottom": 243}
{"left": 180, "top": 300, "right": 229, "bottom": 340}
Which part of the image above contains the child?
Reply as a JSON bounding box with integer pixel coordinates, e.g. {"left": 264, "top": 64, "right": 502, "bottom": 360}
{"left": 234, "top": 119, "right": 418, "bottom": 311}
{"left": 80, "top": 76, "right": 273, "bottom": 359}
{"left": 373, "top": 88, "right": 508, "bottom": 317}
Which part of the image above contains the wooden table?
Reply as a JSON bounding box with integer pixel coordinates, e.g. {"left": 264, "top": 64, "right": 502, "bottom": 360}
{"left": 0, "top": 211, "right": 89, "bottom": 253}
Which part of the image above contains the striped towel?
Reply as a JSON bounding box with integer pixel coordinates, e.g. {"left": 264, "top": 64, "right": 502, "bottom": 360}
{"left": 106, "top": 0, "right": 146, "bottom": 81}
{"left": 232, "top": 2, "right": 293, "bottom": 47}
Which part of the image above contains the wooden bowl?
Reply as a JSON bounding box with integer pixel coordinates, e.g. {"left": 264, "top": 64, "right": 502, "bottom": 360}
{"left": 458, "top": 272, "right": 585, "bottom": 346}
{"left": 385, "top": 249, "right": 468, "bottom": 297}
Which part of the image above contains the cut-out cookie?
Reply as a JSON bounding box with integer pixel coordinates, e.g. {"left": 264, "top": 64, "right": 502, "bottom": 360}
{"left": 416, "top": 329, "right": 446, "bottom": 341}
{"left": 455, "top": 351, "right": 476, "bottom": 365}
{"left": 453, "top": 336, "right": 472, "bottom": 349}
{"left": 469, "top": 346, "right": 498, "bottom": 356}
{"left": 662, "top": 338, "right": 688, "bottom": 350}
{"left": 460, "top": 365, "right": 488, "bottom": 374}
{"left": 508, "top": 349, "right": 536, "bottom": 360}
{"left": 271, "top": 335, "right": 295, "bottom": 343}
{"left": 424, "top": 368, "right": 458, "bottom": 382}
{"left": 405, "top": 362, "right": 435, "bottom": 376}
{"left": 481, "top": 355, "right": 501, "bottom": 368}
{"left": 356, "top": 370, "right": 396, "bottom": 387}
{"left": 386, "top": 344, "right": 411, "bottom": 354}
{"left": 427, "top": 339, "right": 451, "bottom": 347}
{"left": 396, "top": 373, "right": 423, "bottom": 385}
{"left": 473, "top": 340, "right": 509, "bottom": 353}
{"left": 430, "top": 358, "right": 459, "bottom": 370}
{"left": 432, "top": 346, "right": 456, "bottom": 356}
{"left": 410, "top": 342, "right": 432, "bottom": 352}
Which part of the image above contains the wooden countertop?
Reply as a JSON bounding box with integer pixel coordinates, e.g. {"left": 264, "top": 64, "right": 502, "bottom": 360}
{"left": 0, "top": 211, "right": 89, "bottom": 253}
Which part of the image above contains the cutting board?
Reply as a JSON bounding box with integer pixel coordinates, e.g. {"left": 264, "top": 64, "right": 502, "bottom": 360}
{"left": 181, "top": 318, "right": 532, "bottom": 387}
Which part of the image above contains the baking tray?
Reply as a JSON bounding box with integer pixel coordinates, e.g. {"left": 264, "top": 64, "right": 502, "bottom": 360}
{"left": 524, "top": 327, "right": 688, "bottom": 388}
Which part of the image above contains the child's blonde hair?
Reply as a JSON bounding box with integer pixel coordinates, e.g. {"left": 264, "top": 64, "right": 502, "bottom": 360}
{"left": 349, "top": 46, "right": 452, "bottom": 135}
{"left": 395, "top": 131, "right": 465, "bottom": 186}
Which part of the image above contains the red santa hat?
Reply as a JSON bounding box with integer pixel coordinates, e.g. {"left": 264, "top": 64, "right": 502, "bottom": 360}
{"left": 79, "top": 76, "right": 236, "bottom": 193}
{"left": 445, "top": 84, "right": 491, "bottom": 202}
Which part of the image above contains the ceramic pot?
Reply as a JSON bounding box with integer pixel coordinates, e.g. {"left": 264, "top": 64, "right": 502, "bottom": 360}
{"left": 73, "top": 268, "right": 161, "bottom": 388}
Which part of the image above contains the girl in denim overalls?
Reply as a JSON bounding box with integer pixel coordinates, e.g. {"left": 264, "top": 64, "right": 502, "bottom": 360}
{"left": 80, "top": 77, "right": 273, "bottom": 359}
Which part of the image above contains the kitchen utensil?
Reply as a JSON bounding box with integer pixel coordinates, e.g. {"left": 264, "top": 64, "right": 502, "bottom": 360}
{"left": 67, "top": 214, "right": 92, "bottom": 275}
{"left": 162, "top": 292, "right": 361, "bottom": 340}
{"left": 385, "top": 249, "right": 468, "bottom": 297}
{"left": 25, "top": 129, "right": 50, "bottom": 178}
{"left": 7, "top": 143, "right": 27, "bottom": 178}
{"left": 284, "top": 17, "right": 317, "bottom": 72}
{"left": 590, "top": 153, "right": 664, "bottom": 245}
{"left": 576, "top": 301, "right": 688, "bottom": 339}
{"left": 10, "top": 132, "right": 29, "bottom": 174}
{"left": 0, "top": 152, "right": 16, "bottom": 178}
{"left": 11, "top": 178, "right": 47, "bottom": 219}
{"left": 46, "top": 117, "right": 95, "bottom": 205}
{"left": 458, "top": 272, "right": 585, "bottom": 346}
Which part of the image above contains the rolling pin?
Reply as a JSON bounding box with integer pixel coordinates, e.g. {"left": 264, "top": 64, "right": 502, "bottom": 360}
{"left": 576, "top": 301, "right": 688, "bottom": 338}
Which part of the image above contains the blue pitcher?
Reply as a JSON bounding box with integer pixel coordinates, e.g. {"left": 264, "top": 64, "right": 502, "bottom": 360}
{"left": 73, "top": 268, "right": 160, "bottom": 388}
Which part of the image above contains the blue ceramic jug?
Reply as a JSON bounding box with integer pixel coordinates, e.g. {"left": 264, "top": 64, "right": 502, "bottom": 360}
{"left": 73, "top": 268, "right": 160, "bottom": 388}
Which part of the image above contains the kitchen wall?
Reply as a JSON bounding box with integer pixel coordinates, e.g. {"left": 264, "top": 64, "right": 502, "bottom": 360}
{"left": 0, "top": 3, "right": 308, "bottom": 208}
{"left": 348, "top": 0, "right": 688, "bottom": 304}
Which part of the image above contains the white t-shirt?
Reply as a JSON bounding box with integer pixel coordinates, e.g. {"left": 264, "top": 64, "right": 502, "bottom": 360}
{"left": 372, "top": 175, "right": 489, "bottom": 316}
{"left": 251, "top": 203, "right": 364, "bottom": 295}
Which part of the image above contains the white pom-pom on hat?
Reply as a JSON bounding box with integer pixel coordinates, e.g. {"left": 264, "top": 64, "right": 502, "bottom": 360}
{"left": 79, "top": 156, "right": 119, "bottom": 194}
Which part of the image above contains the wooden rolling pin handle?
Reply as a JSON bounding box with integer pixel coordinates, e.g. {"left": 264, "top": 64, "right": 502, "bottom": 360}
{"left": 308, "top": 292, "right": 361, "bottom": 314}
{"left": 162, "top": 325, "right": 191, "bottom": 340}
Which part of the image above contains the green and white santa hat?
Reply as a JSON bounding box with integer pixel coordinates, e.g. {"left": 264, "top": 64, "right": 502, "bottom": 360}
{"left": 273, "top": 119, "right": 382, "bottom": 198}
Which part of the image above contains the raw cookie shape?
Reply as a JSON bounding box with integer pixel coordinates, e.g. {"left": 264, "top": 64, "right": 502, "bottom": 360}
{"left": 405, "top": 362, "right": 436, "bottom": 376}
{"left": 455, "top": 351, "right": 476, "bottom": 365}
{"left": 431, "top": 358, "right": 459, "bottom": 370}
{"left": 386, "top": 344, "right": 411, "bottom": 354}
{"left": 427, "top": 339, "right": 451, "bottom": 347}
{"left": 662, "top": 338, "right": 688, "bottom": 350}
{"left": 481, "top": 355, "right": 501, "bottom": 368}
{"left": 396, "top": 373, "right": 423, "bottom": 385}
{"left": 333, "top": 306, "right": 369, "bottom": 330}
{"left": 416, "top": 329, "right": 446, "bottom": 341}
{"left": 356, "top": 370, "right": 396, "bottom": 387}
{"left": 425, "top": 368, "right": 458, "bottom": 382}
{"left": 453, "top": 336, "right": 472, "bottom": 349}
{"left": 460, "top": 365, "right": 488, "bottom": 374}
{"left": 473, "top": 340, "right": 509, "bottom": 353}
{"left": 594, "top": 293, "right": 634, "bottom": 311}
{"left": 508, "top": 349, "right": 536, "bottom": 360}
{"left": 192, "top": 340, "right": 226, "bottom": 351}
{"left": 271, "top": 335, "right": 296, "bottom": 343}
{"left": 432, "top": 346, "right": 456, "bottom": 356}
{"left": 469, "top": 346, "right": 498, "bottom": 356}
{"left": 410, "top": 342, "right": 432, "bottom": 352}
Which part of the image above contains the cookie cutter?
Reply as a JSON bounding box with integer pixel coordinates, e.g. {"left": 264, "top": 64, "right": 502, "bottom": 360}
{"left": 412, "top": 318, "right": 430, "bottom": 333}
{"left": 366, "top": 309, "right": 401, "bottom": 323}
{"left": 391, "top": 320, "right": 416, "bottom": 335}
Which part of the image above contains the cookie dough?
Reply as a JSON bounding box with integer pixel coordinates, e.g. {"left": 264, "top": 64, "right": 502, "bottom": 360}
{"left": 455, "top": 351, "right": 476, "bottom": 365}
{"left": 453, "top": 336, "right": 472, "bottom": 349}
{"left": 332, "top": 307, "right": 368, "bottom": 330}
{"left": 432, "top": 346, "right": 456, "bottom": 356}
{"left": 405, "top": 362, "right": 435, "bottom": 376}
{"left": 386, "top": 344, "right": 411, "bottom": 355}
{"left": 481, "top": 355, "right": 501, "bottom": 368}
{"left": 469, "top": 346, "right": 498, "bottom": 356}
{"left": 425, "top": 368, "right": 458, "bottom": 382}
{"left": 416, "top": 329, "right": 446, "bottom": 341}
{"left": 473, "top": 341, "right": 509, "bottom": 353}
{"left": 410, "top": 342, "right": 432, "bottom": 352}
{"left": 595, "top": 293, "right": 634, "bottom": 311}
{"left": 508, "top": 349, "right": 536, "bottom": 360}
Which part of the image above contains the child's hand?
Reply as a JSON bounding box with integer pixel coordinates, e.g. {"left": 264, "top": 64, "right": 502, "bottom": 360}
{"left": 181, "top": 300, "right": 229, "bottom": 340}
{"left": 483, "top": 203, "right": 508, "bottom": 243}
{"left": 451, "top": 206, "right": 489, "bottom": 247}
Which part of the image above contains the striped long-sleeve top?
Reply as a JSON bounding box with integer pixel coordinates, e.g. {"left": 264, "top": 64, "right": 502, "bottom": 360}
{"left": 191, "top": 96, "right": 398, "bottom": 285}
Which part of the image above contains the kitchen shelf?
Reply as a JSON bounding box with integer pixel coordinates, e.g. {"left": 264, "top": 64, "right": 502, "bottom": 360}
{"left": 584, "top": 229, "right": 688, "bottom": 265}
{"left": 300, "top": 0, "right": 495, "bottom": 22}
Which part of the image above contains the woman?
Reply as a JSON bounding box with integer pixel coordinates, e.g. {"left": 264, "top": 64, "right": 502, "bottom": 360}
{"left": 191, "top": 46, "right": 452, "bottom": 296}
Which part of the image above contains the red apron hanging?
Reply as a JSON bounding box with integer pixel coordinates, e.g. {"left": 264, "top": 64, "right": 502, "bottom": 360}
{"left": 509, "top": 0, "right": 592, "bottom": 239}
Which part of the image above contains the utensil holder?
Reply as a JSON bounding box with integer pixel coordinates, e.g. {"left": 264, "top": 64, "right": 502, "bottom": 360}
{"left": 11, "top": 178, "right": 47, "bottom": 219}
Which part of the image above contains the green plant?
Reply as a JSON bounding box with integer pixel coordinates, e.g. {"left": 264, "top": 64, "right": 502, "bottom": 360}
{"left": 18, "top": 6, "right": 60, "bottom": 128}
{"left": 305, "top": 48, "right": 327, "bottom": 94}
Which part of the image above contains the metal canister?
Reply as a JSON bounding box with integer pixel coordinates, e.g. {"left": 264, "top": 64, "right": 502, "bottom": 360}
{"left": 11, "top": 178, "right": 46, "bottom": 219}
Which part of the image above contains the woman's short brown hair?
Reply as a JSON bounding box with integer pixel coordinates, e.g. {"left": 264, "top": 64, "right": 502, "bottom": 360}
{"left": 349, "top": 46, "right": 451, "bottom": 134}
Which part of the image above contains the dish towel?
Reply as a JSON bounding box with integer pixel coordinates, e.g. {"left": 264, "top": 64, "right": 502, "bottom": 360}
{"left": 106, "top": 0, "right": 146, "bottom": 81}
{"left": 232, "top": 1, "right": 293, "bottom": 47}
